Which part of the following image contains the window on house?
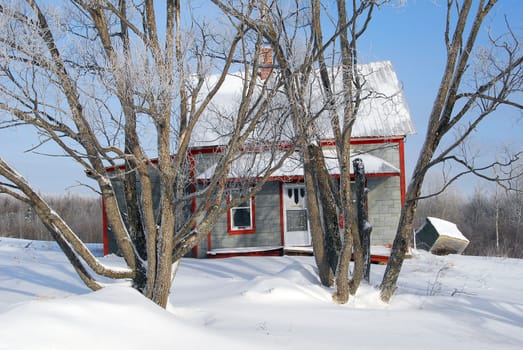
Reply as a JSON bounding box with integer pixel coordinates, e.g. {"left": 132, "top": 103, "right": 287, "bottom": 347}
{"left": 228, "top": 193, "right": 255, "bottom": 234}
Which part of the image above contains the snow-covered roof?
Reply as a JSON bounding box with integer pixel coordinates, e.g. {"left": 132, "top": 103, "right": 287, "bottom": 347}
{"left": 196, "top": 148, "right": 399, "bottom": 180}
{"left": 426, "top": 217, "right": 469, "bottom": 242}
{"left": 191, "top": 73, "right": 249, "bottom": 147}
{"left": 329, "top": 61, "right": 415, "bottom": 138}
{"left": 191, "top": 61, "right": 414, "bottom": 147}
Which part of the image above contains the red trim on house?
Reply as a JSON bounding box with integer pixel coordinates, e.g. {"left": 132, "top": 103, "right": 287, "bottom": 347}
{"left": 105, "top": 137, "right": 405, "bottom": 173}
{"left": 101, "top": 197, "right": 109, "bottom": 256}
{"left": 346, "top": 251, "right": 390, "bottom": 264}
{"left": 332, "top": 173, "right": 400, "bottom": 180}
{"left": 370, "top": 254, "right": 389, "bottom": 264}
{"left": 227, "top": 196, "right": 256, "bottom": 235}
{"left": 207, "top": 247, "right": 283, "bottom": 258}
{"left": 196, "top": 172, "right": 398, "bottom": 186}
{"left": 189, "top": 146, "right": 226, "bottom": 155}
{"left": 192, "top": 243, "right": 199, "bottom": 259}
{"left": 351, "top": 137, "right": 404, "bottom": 145}
{"left": 105, "top": 164, "right": 126, "bottom": 173}
{"left": 398, "top": 138, "right": 407, "bottom": 206}
{"left": 366, "top": 172, "right": 400, "bottom": 178}
{"left": 204, "top": 246, "right": 389, "bottom": 262}
{"left": 320, "top": 137, "right": 404, "bottom": 147}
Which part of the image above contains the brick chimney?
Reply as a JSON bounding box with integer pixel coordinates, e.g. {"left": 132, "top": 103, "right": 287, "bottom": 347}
{"left": 259, "top": 46, "right": 273, "bottom": 80}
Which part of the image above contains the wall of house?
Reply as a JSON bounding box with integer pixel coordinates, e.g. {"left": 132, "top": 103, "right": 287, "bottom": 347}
{"left": 106, "top": 165, "right": 191, "bottom": 256}
{"left": 200, "top": 142, "right": 403, "bottom": 252}
{"left": 354, "top": 141, "right": 402, "bottom": 246}
{"left": 206, "top": 181, "right": 282, "bottom": 253}
{"left": 367, "top": 176, "right": 402, "bottom": 245}
{"left": 105, "top": 139, "right": 405, "bottom": 255}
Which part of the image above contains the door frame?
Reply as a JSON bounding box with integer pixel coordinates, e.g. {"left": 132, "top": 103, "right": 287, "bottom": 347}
{"left": 281, "top": 182, "right": 311, "bottom": 247}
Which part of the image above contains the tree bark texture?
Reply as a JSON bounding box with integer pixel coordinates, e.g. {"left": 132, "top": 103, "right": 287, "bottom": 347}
{"left": 0, "top": 0, "right": 301, "bottom": 309}
{"left": 354, "top": 158, "right": 372, "bottom": 283}
{"left": 309, "top": 145, "right": 342, "bottom": 274}
{"left": 303, "top": 146, "right": 335, "bottom": 287}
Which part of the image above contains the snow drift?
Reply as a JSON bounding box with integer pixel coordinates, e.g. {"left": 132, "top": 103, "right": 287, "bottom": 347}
{"left": 1, "top": 238, "right": 522, "bottom": 349}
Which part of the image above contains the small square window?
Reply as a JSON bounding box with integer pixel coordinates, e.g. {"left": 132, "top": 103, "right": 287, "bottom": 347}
{"left": 228, "top": 193, "right": 255, "bottom": 234}
{"left": 232, "top": 207, "right": 251, "bottom": 228}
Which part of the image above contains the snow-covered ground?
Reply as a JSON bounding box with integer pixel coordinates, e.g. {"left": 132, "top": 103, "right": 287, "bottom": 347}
{"left": 1, "top": 237, "right": 522, "bottom": 349}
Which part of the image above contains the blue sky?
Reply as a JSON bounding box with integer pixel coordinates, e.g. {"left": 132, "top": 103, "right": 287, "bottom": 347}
{"left": 361, "top": 0, "right": 523, "bottom": 193}
{"left": 1, "top": 0, "right": 522, "bottom": 196}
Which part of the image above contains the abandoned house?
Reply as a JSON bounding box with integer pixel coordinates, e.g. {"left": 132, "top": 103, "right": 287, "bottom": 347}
{"left": 102, "top": 59, "right": 415, "bottom": 259}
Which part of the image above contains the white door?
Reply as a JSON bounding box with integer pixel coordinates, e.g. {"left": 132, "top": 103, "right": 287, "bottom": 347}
{"left": 283, "top": 183, "right": 311, "bottom": 247}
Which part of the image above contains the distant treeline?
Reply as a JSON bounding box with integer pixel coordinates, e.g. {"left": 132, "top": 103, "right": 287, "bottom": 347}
{"left": 414, "top": 187, "right": 523, "bottom": 259}
{"left": 1, "top": 187, "right": 522, "bottom": 258}
{"left": 0, "top": 194, "right": 102, "bottom": 243}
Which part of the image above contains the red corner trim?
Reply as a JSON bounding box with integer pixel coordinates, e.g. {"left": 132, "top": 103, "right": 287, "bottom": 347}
{"left": 399, "top": 138, "right": 407, "bottom": 206}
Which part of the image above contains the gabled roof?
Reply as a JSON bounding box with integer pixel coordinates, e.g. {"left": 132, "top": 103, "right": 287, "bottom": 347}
{"left": 331, "top": 61, "right": 415, "bottom": 138}
{"left": 191, "top": 60, "right": 414, "bottom": 147}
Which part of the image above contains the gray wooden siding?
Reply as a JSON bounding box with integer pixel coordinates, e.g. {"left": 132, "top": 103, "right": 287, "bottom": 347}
{"left": 367, "top": 176, "right": 401, "bottom": 245}
{"left": 351, "top": 142, "right": 402, "bottom": 245}
{"left": 208, "top": 181, "right": 282, "bottom": 252}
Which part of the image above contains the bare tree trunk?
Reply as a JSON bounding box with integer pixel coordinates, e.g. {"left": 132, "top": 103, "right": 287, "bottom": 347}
{"left": 309, "top": 145, "right": 342, "bottom": 275}
{"left": 332, "top": 223, "right": 354, "bottom": 303}
{"left": 304, "top": 147, "right": 335, "bottom": 287}
{"left": 0, "top": 0, "right": 299, "bottom": 308}
{"left": 333, "top": 218, "right": 363, "bottom": 303}
{"left": 381, "top": 0, "right": 508, "bottom": 302}
{"left": 212, "top": 0, "right": 374, "bottom": 303}
{"left": 354, "top": 158, "right": 372, "bottom": 283}
{"left": 0, "top": 159, "right": 134, "bottom": 282}
{"left": 380, "top": 133, "right": 438, "bottom": 302}
{"left": 43, "top": 221, "right": 103, "bottom": 291}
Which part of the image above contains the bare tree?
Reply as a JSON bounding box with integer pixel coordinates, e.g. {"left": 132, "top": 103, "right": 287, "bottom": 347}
{"left": 213, "top": 0, "right": 384, "bottom": 303}
{"left": 353, "top": 158, "right": 372, "bottom": 283}
{"left": 322, "top": 0, "right": 380, "bottom": 304}
{"left": 0, "top": 0, "right": 293, "bottom": 307}
{"left": 212, "top": 0, "right": 339, "bottom": 288}
{"left": 380, "top": 0, "right": 523, "bottom": 302}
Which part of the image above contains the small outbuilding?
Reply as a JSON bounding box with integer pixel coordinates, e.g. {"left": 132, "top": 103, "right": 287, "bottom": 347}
{"left": 415, "top": 217, "right": 469, "bottom": 255}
